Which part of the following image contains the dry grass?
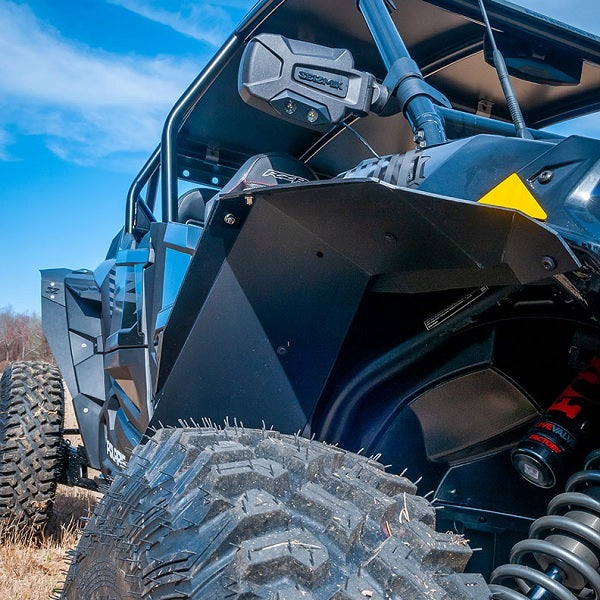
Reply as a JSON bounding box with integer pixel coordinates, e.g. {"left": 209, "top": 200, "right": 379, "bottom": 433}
{"left": 0, "top": 485, "right": 100, "bottom": 600}
{"left": 0, "top": 385, "right": 101, "bottom": 600}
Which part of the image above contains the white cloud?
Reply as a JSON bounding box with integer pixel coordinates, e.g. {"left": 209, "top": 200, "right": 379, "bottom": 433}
{"left": 107, "top": 0, "right": 251, "bottom": 46}
{"left": 0, "top": 130, "right": 12, "bottom": 161}
{"left": 0, "top": 1, "right": 203, "bottom": 165}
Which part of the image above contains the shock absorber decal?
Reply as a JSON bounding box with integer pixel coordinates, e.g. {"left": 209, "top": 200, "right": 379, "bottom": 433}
{"left": 512, "top": 356, "right": 600, "bottom": 488}
{"left": 548, "top": 397, "right": 582, "bottom": 419}
{"left": 527, "top": 433, "right": 562, "bottom": 454}
{"left": 548, "top": 356, "right": 600, "bottom": 419}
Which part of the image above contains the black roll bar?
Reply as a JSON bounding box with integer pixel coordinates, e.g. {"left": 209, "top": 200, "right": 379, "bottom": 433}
{"left": 440, "top": 107, "right": 562, "bottom": 141}
{"left": 126, "top": 145, "right": 160, "bottom": 235}
{"left": 126, "top": 0, "right": 287, "bottom": 232}
{"left": 160, "top": 35, "right": 241, "bottom": 224}
{"left": 356, "top": 0, "right": 448, "bottom": 147}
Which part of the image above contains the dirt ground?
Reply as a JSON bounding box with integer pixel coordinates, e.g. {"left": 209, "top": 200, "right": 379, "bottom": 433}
{"left": 0, "top": 387, "right": 101, "bottom": 600}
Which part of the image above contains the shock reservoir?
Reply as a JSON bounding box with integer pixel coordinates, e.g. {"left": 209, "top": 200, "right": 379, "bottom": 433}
{"left": 512, "top": 356, "right": 600, "bottom": 488}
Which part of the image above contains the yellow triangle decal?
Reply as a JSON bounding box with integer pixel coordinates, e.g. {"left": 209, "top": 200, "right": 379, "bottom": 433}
{"left": 478, "top": 173, "right": 547, "bottom": 220}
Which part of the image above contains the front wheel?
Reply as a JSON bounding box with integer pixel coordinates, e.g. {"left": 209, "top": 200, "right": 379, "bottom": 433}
{"left": 62, "top": 425, "right": 490, "bottom": 599}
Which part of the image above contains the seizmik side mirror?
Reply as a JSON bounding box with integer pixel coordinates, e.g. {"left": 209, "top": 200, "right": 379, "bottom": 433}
{"left": 239, "top": 33, "right": 389, "bottom": 131}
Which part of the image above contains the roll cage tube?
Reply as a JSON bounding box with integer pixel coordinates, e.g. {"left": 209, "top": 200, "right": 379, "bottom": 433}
{"left": 128, "top": 0, "right": 288, "bottom": 230}
{"left": 126, "top": 145, "right": 160, "bottom": 235}
{"left": 356, "top": 0, "right": 448, "bottom": 147}
{"left": 161, "top": 35, "right": 241, "bottom": 224}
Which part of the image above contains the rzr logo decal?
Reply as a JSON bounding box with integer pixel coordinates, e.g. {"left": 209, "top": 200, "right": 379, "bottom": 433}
{"left": 106, "top": 438, "right": 128, "bottom": 468}
{"left": 263, "top": 169, "right": 309, "bottom": 183}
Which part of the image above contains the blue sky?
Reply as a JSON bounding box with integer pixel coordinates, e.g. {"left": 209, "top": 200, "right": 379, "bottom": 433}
{"left": 0, "top": 0, "right": 599, "bottom": 314}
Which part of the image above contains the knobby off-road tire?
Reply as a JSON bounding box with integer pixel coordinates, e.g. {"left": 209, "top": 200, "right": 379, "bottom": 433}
{"left": 0, "top": 361, "right": 64, "bottom": 535}
{"left": 62, "top": 426, "right": 490, "bottom": 599}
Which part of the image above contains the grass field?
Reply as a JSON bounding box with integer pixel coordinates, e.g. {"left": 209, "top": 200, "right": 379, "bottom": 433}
{"left": 0, "top": 381, "right": 100, "bottom": 600}
{"left": 0, "top": 485, "right": 99, "bottom": 600}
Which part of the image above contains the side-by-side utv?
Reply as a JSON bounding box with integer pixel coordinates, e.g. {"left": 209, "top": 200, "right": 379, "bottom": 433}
{"left": 3, "top": 0, "right": 600, "bottom": 597}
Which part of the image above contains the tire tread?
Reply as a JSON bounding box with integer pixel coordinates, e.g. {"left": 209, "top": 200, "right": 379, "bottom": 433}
{"left": 62, "top": 426, "right": 489, "bottom": 599}
{"left": 0, "top": 361, "right": 64, "bottom": 533}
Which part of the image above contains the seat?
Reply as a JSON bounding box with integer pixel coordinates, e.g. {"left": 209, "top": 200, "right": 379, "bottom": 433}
{"left": 178, "top": 187, "right": 209, "bottom": 226}
{"left": 204, "top": 153, "right": 316, "bottom": 221}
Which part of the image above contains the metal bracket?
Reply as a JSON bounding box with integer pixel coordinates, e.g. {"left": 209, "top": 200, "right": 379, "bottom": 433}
{"left": 205, "top": 144, "right": 220, "bottom": 164}
{"left": 59, "top": 442, "right": 98, "bottom": 491}
{"left": 382, "top": 57, "right": 451, "bottom": 112}
{"left": 477, "top": 99, "right": 494, "bottom": 118}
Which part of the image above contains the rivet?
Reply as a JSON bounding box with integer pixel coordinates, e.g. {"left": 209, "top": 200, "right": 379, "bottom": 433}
{"left": 538, "top": 170, "right": 553, "bottom": 184}
{"left": 306, "top": 109, "right": 319, "bottom": 123}
{"left": 81, "top": 343, "right": 87, "bottom": 348}
{"left": 50, "top": 295, "right": 55, "bottom": 300}
{"left": 285, "top": 99, "right": 297, "bottom": 115}
{"left": 224, "top": 213, "right": 236, "bottom": 225}
{"left": 542, "top": 256, "right": 557, "bottom": 271}
{"left": 384, "top": 233, "right": 397, "bottom": 243}
{"left": 276, "top": 346, "right": 287, "bottom": 356}
{"left": 83, "top": 407, "right": 89, "bottom": 414}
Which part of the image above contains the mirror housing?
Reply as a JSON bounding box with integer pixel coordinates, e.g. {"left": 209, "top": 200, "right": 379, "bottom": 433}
{"left": 239, "top": 34, "right": 384, "bottom": 131}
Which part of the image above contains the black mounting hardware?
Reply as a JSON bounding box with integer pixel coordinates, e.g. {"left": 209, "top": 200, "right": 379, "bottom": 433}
{"left": 380, "top": 56, "right": 451, "bottom": 117}
{"left": 356, "top": 0, "right": 447, "bottom": 147}
{"left": 239, "top": 0, "right": 450, "bottom": 147}
{"left": 59, "top": 442, "right": 98, "bottom": 491}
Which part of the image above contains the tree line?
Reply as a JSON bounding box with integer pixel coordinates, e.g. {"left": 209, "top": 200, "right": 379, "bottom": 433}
{"left": 0, "top": 307, "right": 54, "bottom": 373}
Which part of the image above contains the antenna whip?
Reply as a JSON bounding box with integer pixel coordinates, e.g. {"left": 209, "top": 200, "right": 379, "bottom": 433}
{"left": 478, "top": 0, "right": 532, "bottom": 139}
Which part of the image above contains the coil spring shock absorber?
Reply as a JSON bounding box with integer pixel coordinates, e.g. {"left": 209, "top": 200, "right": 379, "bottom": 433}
{"left": 490, "top": 357, "right": 600, "bottom": 599}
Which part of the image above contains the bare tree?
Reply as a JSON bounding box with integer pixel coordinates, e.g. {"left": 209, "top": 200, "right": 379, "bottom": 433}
{"left": 0, "top": 308, "right": 54, "bottom": 373}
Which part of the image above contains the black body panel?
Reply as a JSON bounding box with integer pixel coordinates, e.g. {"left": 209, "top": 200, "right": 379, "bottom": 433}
{"left": 42, "top": 267, "right": 107, "bottom": 469}
{"left": 151, "top": 176, "right": 578, "bottom": 434}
